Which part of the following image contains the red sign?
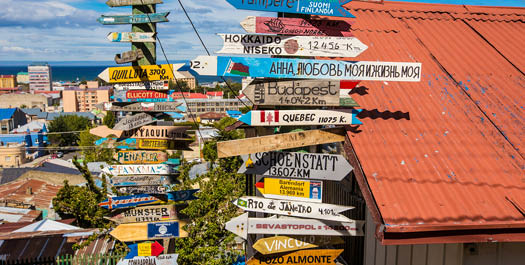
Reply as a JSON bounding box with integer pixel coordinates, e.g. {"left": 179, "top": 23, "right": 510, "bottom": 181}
{"left": 126, "top": 90, "right": 168, "bottom": 99}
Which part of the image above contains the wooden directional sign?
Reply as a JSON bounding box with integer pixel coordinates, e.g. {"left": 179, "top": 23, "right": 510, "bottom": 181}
{"left": 189, "top": 56, "right": 422, "bottom": 82}
{"left": 121, "top": 126, "right": 190, "bottom": 140}
{"left": 103, "top": 164, "right": 176, "bottom": 176}
{"left": 247, "top": 249, "right": 343, "bottom": 265}
{"left": 95, "top": 138, "right": 192, "bottom": 151}
{"left": 217, "top": 34, "right": 367, "bottom": 57}
{"left": 107, "top": 32, "right": 156, "bottom": 43}
{"left": 225, "top": 0, "right": 355, "bottom": 18}
{"left": 90, "top": 125, "right": 123, "bottom": 138}
{"left": 107, "top": 204, "right": 179, "bottom": 224}
{"left": 98, "top": 12, "right": 170, "bottom": 25}
{"left": 110, "top": 221, "right": 188, "bottom": 242}
{"left": 125, "top": 241, "right": 164, "bottom": 258}
{"left": 112, "top": 90, "right": 179, "bottom": 103}
{"left": 99, "top": 194, "right": 162, "bottom": 210}
{"left": 242, "top": 79, "right": 359, "bottom": 107}
{"left": 238, "top": 109, "right": 362, "bottom": 126}
{"left": 110, "top": 175, "right": 176, "bottom": 186}
{"left": 106, "top": 0, "right": 163, "bottom": 7}
{"left": 113, "top": 113, "right": 155, "bottom": 131}
{"left": 114, "top": 80, "right": 169, "bottom": 90}
{"left": 115, "top": 50, "right": 144, "bottom": 64}
{"left": 115, "top": 150, "right": 168, "bottom": 164}
{"left": 233, "top": 196, "right": 353, "bottom": 222}
{"left": 117, "top": 254, "right": 178, "bottom": 265}
{"left": 118, "top": 185, "right": 167, "bottom": 194}
{"left": 239, "top": 151, "right": 353, "bottom": 181}
{"left": 241, "top": 16, "right": 353, "bottom": 37}
{"left": 256, "top": 178, "right": 322, "bottom": 203}
{"left": 217, "top": 127, "right": 345, "bottom": 158}
{"left": 99, "top": 102, "right": 182, "bottom": 112}
{"left": 98, "top": 64, "right": 180, "bottom": 83}
{"left": 226, "top": 213, "right": 364, "bottom": 240}
{"left": 253, "top": 235, "right": 344, "bottom": 255}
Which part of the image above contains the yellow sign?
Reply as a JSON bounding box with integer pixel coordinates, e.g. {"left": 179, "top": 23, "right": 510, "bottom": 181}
{"left": 253, "top": 236, "right": 344, "bottom": 255}
{"left": 138, "top": 139, "right": 173, "bottom": 150}
{"left": 256, "top": 178, "right": 322, "bottom": 203}
{"left": 137, "top": 242, "right": 152, "bottom": 256}
{"left": 98, "top": 64, "right": 183, "bottom": 83}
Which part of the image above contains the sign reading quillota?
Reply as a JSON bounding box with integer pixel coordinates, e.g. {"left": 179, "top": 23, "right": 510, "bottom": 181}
{"left": 121, "top": 126, "right": 190, "bottom": 140}
{"left": 107, "top": 204, "right": 180, "bottom": 224}
{"left": 217, "top": 34, "right": 367, "bottom": 57}
{"left": 107, "top": 32, "right": 156, "bottom": 43}
{"left": 117, "top": 254, "right": 178, "bottom": 265}
{"left": 98, "top": 194, "right": 162, "bottom": 210}
{"left": 226, "top": 213, "right": 364, "bottom": 239}
{"left": 125, "top": 241, "right": 164, "bottom": 259}
{"left": 114, "top": 150, "right": 168, "bottom": 164}
{"left": 98, "top": 64, "right": 181, "bottom": 83}
{"left": 110, "top": 221, "right": 188, "bottom": 242}
{"left": 115, "top": 50, "right": 144, "bottom": 64}
{"left": 106, "top": 0, "right": 163, "bottom": 7}
{"left": 117, "top": 185, "right": 167, "bottom": 194}
{"left": 114, "top": 80, "right": 169, "bottom": 90}
{"left": 253, "top": 235, "right": 344, "bottom": 255}
{"left": 95, "top": 138, "right": 192, "bottom": 151}
{"left": 233, "top": 196, "right": 354, "bottom": 222}
{"left": 239, "top": 151, "right": 353, "bottom": 181}
{"left": 110, "top": 175, "right": 176, "bottom": 187}
{"left": 238, "top": 109, "right": 362, "bottom": 126}
{"left": 113, "top": 113, "right": 155, "bottom": 131}
{"left": 217, "top": 127, "right": 345, "bottom": 158}
{"left": 98, "top": 102, "right": 182, "bottom": 112}
{"left": 98, "top": 12, "right": 170, "bottom": 25}
{"left": 189, "top": 56, "right": 422, "bottom": 82}
{"left": 241, "top": 16, "right": 353, "bottom": 37}
{"left": 247, "top": 249, "right": 343, "bottom": 265}
{"left": 103, "top": 164, "right": 176, "bottom": 176}
{"left": 255, "top": 178, "right": 322, "bottom": 203}
{"left": 225, "top": 0, "right": 355, "bottom": 18}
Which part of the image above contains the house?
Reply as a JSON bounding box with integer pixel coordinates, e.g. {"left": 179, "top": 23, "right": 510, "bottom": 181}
{"left": 206, "top": 91, "right": 224, "bottom": 99}
{"left": 198, "top": 112, "right": 227, "bottom": 124}
{"left": 0, "top": 108, "right": 27, "bottom": 134}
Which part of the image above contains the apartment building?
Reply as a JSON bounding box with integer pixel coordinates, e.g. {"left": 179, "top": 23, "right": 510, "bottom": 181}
{"left": 63, "top": 85, "right": 112, "bottom": 112}
{"left": 0, "top": 75, "right": 16, "bottom": 88}
{"left": 28, "top": 63, "right": 52, "bottom": 91}
{"left": 185, "top": 98, "right": 251, "bottom": 118}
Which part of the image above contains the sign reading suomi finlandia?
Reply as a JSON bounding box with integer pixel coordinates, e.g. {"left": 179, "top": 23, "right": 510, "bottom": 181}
{"left": 238, "top": 109, "right": 362, "bottom": 126}
{"left": 114, "top": 80, "right": 169, "bottom": 90}
{"left": 225, "top": 0, "right": 355, "bottom": 18}
{"left": 241, "top": 16, "right": 353, "bottom": 37}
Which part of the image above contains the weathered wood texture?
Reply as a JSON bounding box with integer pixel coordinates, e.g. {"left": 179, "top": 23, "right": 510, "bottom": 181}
{"left": 113, "top": 113, "right": 155, "bottom": 131}
{"left": 241, "top": 16, "right": 353, "bottom": 36}
{"left": 247, "top": 249, "right": 343, "bottom": 265}
{"left": 115, "top": 50, "right": 144, "bottom": 64}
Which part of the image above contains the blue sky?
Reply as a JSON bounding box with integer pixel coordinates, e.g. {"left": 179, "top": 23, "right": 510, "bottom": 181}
{"left": 0, "top": 0, "right": 523, "bottom": 62}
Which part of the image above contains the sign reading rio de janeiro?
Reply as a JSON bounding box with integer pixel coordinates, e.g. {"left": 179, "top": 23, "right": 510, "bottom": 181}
{"left": 225, "top": 0, "right": 355, "bottom": 18}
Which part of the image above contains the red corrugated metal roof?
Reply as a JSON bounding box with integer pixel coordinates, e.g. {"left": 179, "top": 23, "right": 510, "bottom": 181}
{"left": 320, "top": 1, "right": 524, "bottom": 244}
{"left": 0, "top": 179, "right": 62, "bottom": 209}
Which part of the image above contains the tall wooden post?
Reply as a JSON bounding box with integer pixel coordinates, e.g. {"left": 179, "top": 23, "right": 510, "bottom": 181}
{"left": 132, "top": 4, "right": 156, "bottom": 66}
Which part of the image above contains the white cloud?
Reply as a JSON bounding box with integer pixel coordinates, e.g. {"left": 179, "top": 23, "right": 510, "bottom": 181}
{"left": 1, "top": 46, "right": 35, "bottom": 53}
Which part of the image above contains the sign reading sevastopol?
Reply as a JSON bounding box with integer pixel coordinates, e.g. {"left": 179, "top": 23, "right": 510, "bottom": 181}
{"left": 238, "top": 109, "right": 362, "bottom": 126}
{"left": 225, "top": 0, "right": 355, "bottom": 18}
{"left": 113, "top": 113, "right": 155, "bottom": 131}
{"left": 239, "top": 151, "right": 353, "bottom": 181}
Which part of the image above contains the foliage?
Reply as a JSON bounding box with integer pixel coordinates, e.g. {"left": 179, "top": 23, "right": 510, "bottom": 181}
{"left": 19, "top": 104, "right": 27, "bottom": 109}
{"left": 170, "top": 80, "right": 190, "bottom": 92}
{"left": 78, "top": 129, "right": 114, "bottom": 163}
{"left": 202, "top": 117, "right": 244, "bottom": 165}
{"left": 102, "top": 111, "right": 116, "bottom": 128}
{"left": 47, "top": 115, "right": 91, "bottom": 146}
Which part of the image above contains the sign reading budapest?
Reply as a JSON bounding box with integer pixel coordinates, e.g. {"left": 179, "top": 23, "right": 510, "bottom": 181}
{"left": 241, "top": 16, "right": 353, "bottom": 36}
{"left": 225, "top": 0, "right": 355, "bottom": 18}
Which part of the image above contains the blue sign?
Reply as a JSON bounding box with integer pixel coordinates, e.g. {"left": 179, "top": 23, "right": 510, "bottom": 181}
{"left": 166, "top": 189, "right": 199, "bottom": 202}
{"left": 147, "top": 221, "right": 180, "bottom": 238}
{"left": 98, "top": 194, "right": 161, "bottom": 210}
{"left": 225, "top": 0, "right": 355, "bottom": 18}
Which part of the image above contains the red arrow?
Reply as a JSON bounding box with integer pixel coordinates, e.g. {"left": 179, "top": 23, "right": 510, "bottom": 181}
{"left": 151, "top": 241, "right": 164, "bottom": 257}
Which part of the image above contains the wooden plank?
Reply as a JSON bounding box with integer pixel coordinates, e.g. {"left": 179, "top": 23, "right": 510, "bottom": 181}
{"left": 95, "top": 138, "right": 192, "bottom": 151}
{"left": 114, "top": 80, "right": 169, "bottom": 90}
{"left": 107, "top": 204, "right": 180, "bottom": 224}
{"left": 98, "top": 102, "right": 182, "bottom": 112}
{"left": 225, "top": 213, "right": 364, "bottom": 240}
{"left": 217, "top": 127, "right": 346, "bottom": 158}
{"left": 110, "top": 221, "right": 188, "bottom": 242}
{"left": 98, "top": 12, "right": 169, "bottom": 25}
{"left": 114, "top": 113, "right": 155, "bottom": 131}
{"left": 241, "top": 16, "right": 354, "bottom": 37}
{"left": 114, "top": 150, "right": 168, "bottom": 164}
{"left": 107, "top": 32, "right": 156, "bottom": 43}
{"left": 121, "top": 126, "right": 190, "bottom": 140}
{"left": 190, "top": 56, "right": 422, "bottom": 82}
{"left": 427, "top": 244, "right": 445, "bottom": 265}
{"left": 106, "top": 0, "right": 163, "bottom": 7}
{"left": 256, "top": 177, "right": 322, "bottom": 203}
{"left": 117, "top": 254, "right": 178, "bottom": 265}
{"left": 117, "top": 185, "right": 168, "bottom": 194}
{"left": 98, "top": 194, "right": 162, "bottom": 210}
{"left": 238, "top": 109, "right": 362, "bottom": 126}
{"left": 218, "top": 34, "right": 367, "bottom": 57}
{"left": 233, "top": 196, "right": 354, "bottom": 222}
{"left": 98, "top": 64, "right": 181, "bottom": 83}
{"left": 225, "top": 0, "right": 355, "bottom": 18}
{"left": 115, "top": 50, "right": 144, "bottom": 64}
{"left": 103, "top": 164, "right": 176, "bottom": 176}
{"left": 247, "top": 249, "right": 343, "bottom": 265}
{"left": 253, "top": 235, "right": 344, "bottom": 255}
{"left": 110, "top": 175, "right": 176, "bottom": 186}
{"left": 239, "top": 151, "right": 353, "bottom": 181}
{"left": 90, "top": 125, "right": 123, "bottom": 138}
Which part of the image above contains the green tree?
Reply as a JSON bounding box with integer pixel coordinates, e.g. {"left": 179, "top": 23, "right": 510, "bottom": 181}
{"left": 170, "top": 80, "right": 190, "bottom": 92}
{"left": 78, "top": 129, "right": 114, "bottom": 163}
{"left": 103, "top": 111, "right": 116, "bottom": 128}
{"left": 48, "top": 115, "right": 91, "bottom": 146}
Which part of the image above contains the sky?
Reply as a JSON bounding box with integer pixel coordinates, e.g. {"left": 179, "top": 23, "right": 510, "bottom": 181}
{"left": 0, "top": 0, "right": 523, "bottom": 62}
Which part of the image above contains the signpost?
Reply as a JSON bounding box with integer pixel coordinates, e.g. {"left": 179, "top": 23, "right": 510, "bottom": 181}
{"left": 238, "top": 109, "right": 362, "bottom": 126}
{"left": 107, "top": 204, "right": 179, "bottom": 224}
{"left": 253, "top": 235, "right": 344, "bottom": 255}
{"left": 241, "top": 16, "right": 353, "bottom": 37}
{"left": 117, "top": 254, "right": 178, "bottom": 265}
{"left": 121, "top": 126, "right": 190, "bottom": 140}
{"left": 225, "top": 0, "right": 355, "bottom": 18}
{"left": 118, "top": 185, "right": 167, "bottom": 194}
{"left": 110, "top": 221, "right": 188, "bottom": 242}
{"left": 217, "top": 34, "right": 367, "bottom": 57}
{"left": 255, "top": 178, "right": 322, "bottom": 203}
{"left": 217, "top": 127, "right": 346, "bottom": 158}
{"left": 98, "top": 102, "right": 182, "bottom": 112}
{"left": 95, "top": 138, "right": 192, "bottom": 151}
{"left": 239, "top": 151, "right": 353, "bottom": 181}
{"left": 125, "top": 241, "right": 164, "bottom": 258}
{"left": 106, "top": 0, "right": 163, "bottom": 7}
{"left": 114, "top": 150, "right": 168, "bottom": 164}
{"left": 115, "top": 50, "right": 144, "bottom": 64}
{"left": 247, "top": 249, "right": 343, "bottom": 265}
{"left": 98, "top": 64, "right": 181, "bottom": 83}
{"left": 189, "top": 56, "right": 422, "bottom": 82}
{"left": 110, "top": 175, "right": 176, "bottom": 186}
{"left": 90, "top": 125, "right": 123, "bottom": 138}
{"left": 163, "top": 189, "right": 199, "bottom": 202}
{"left": 233, "top": 196, "right": 354, "bottom": 222}
{"left": 97, "top": 12, "right": 169, "bottom": 25}
{"left": 113, "top": 113, "right": 155, "bottom": 131}
{"left": 103, "top": 164, "right": 176, "bottom": 176}
{"left": 98, "top": 194, "right": 162, "bottom": 210}
{"left": 114, "top": 80, "right": 169, "bottom": 90}
{"left": 107, "top": 32, "right": 156, "bottom": 42}
{"left": 226, "top": 213, "right": 364, "bottom": 240}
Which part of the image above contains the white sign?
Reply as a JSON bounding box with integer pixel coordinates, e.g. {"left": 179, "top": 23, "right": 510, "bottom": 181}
{"left": 114, "top": 80, "right": 169, "bottom": 90}
{"left": 117, "top": 254, "right": 178, "bottom": 265}
{"left": 103, "top": 164, "right": 175, "bottom": 176}
{"left": 238, "top": 109, "right": 362, "bottom": 126}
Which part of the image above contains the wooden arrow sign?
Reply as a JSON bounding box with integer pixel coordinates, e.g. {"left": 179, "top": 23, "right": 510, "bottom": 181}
{"left": 110, "top": 175, "right": 176, "bottom": 186}
{"left": 114, "top": 113, "right": 155, "bottom": 131}
{"left": 242, "top": 79, "right": 359, "bottom": 107}
{"left": 103, "top": 164, "right": 176, "bottom": 176}
{"left": 241, "top": 16, "right": 353, "bottom": 37}
{"left": 190, "top": 56, "right": 422, "bottom": 82}
{"left": 247, "top": 249, "right": 343, "bottom": 265}
{"left": 114, "top": 151, "right": 168, "bottom": 164}
{"left": 114, "top": 80, "right": 169, "bottom": 90}
{"left": 117, "top": 185, "right": 167, "bottom": 194}
{"left": 107, "top": 32, "right": 156, "bottom": 43}
{"left": 253, "top": 235, "right": 344, "bottom": 255}
{"left": 90, "top": 125, "right": 123, "bottom": 138}
{"left": 106, "top": 0, "right": 163, "bottom": 7}
{"left": 99, "top": 102, "right": 182, "bottom": 112}
{"left": 95, "top": 138, "right": 192, "bottom": 151}
{"left": 217, "top": 34, "right": 367, "bottom": 57}
{"left": 256, "top": 178, "right": 322, "bottom": 203}
{"left": 98, "top": 64, "right": 180, "bottom": 83}
{"left": 115, "top": 50, "right": 144, "bottom": 64}
{"left": 107, "top": 204, "right": 180, "bottom": 224}
{"left": 225, "top": 0, "right": 355, "bottom": 18}
{"left": 121, "top": 126, "right": 190, "bottom": 140}
{"left": 117, "top": 254, "right": 178, "bottom": 265}
{"left": 125, "top": 241, "right": 164, "bottom": 259}
{"left": 239, "top": 151, "right": 353, "bottom": 181}
{"left": 99, "top": 194, "right": 162, "bottom": 210}
{"left": 98, "top": 12, "right": 170, "bottom": 25}
{"left": 110, "top": 221, "right": 188, "bottom": 242}
{"left": 233, "top": 196, "right": 353, "bottom": 222}
{"left": 217, "top": 127, "right": 345, "bottom": 158}
{"left": 238, "top": 109, "right": 362, "bottom": 126}
{"left": 226, "top": 213, "right": 364, "bottom": 240}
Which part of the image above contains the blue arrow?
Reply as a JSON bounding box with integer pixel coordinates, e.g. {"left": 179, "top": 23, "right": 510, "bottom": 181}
{"left": 225, "top": 0, "right": 355, "bottom": 18}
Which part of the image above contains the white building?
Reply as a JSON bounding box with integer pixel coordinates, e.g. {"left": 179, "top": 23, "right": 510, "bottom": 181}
{"left": 28, "top": 62, "right": 52, "bottom": 91}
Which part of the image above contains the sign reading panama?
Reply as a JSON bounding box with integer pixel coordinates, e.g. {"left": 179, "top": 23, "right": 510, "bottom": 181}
{"left": 225, "top": 0, "right": 355, "bottom": 18}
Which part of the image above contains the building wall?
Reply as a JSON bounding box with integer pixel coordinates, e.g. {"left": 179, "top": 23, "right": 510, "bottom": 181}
{"left": 28, "top": 65, "right": 52, "bottom": 91}
{"left": 62, "top": 90, "right": 78, "bottom": 112}
{"left": 0, "top": 144, "right": 26, "bottom": 167}
{"left": 0, "top": 94, "right": 50, "bottom": 110}
{"left": 0, "top": 75, "right": 16, "bottom": 88}
{"left": 16, "top": 72, "right": 29, "bottom": 84}
{"left": 186, "top": 99, "right": 250, "bottom": 118}
{"left": 63, "top": 89, "right": 111, "bottom": 112}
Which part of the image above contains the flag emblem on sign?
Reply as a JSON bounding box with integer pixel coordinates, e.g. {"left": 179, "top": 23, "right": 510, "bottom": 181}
{"left": 237, "top": 199, "right": 247, "bottom": 207}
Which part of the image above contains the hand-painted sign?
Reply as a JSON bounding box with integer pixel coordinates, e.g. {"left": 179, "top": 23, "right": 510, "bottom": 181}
{"left": 98, "top": 64, "right": 180, "bottom": 83}
{"left": 241, "top": 16, "right": 353, "bottom": 37}
{"left": 115, "top": 50, "right": 144, "bottom": 64}
{"left": 103, "top": 164, "right": 176, "bottom": 176}
{"left": 217, "top": 127, "right": 345, "bottom": 158}
{"left": 218, "top": 34, "right": 367, "bottom": 57}
{"left": 189, "top": 56, "right": 422, "bottom": 82}
{"left": 113, "top": 90, "right": 179, "bottom": 103}
{"left": 121, "top": 126, "right": 190, "bottom": 140}
{"left": 118, "top": 185, "right": 167, "bottom": 194}
{"left": 125, "top": 241, "right": 163, "bottom": 259}
{"left": 90, "top": 125, "right": 123, "bottom": 138}
{"left": 98, "top": 12, "right": 169, "bottom": 25}
{"left": 110, "top": 221, "right": 188, "bottom": 242}
{"left": 239, "top": 151, "right": 353, "bottom": 181}
{"left": 99, "top": 102, "right": 182, "bottom": 112}
{"left": 238, "top": 109, "right": 362, "bottom": 126}
{"left": 113, "top": 113, "right": 155, "bottom": 131}
{"left": 95, "top": 138, "right": 192, "bottom": 151}
{"left": 256, "top": 178, "right": 322, "bottom": 203}
{"left": 163, "top": 189, "right": 199, "bottom": 202}
{"left": 127, "top": 90, "right": 168, "bottom": 100}
{"left": 110, "top": 175, "right": 176, "bottom": 186}
{"left": 247, "top": 249, "right": 343, "bottom": 265}
{"left": 114, "top": 151, "right": 168, "bottom": 164}
{"left": 233, "top": 196, "right": 353, "bottom": 222}
{"left": 98, "top": 194, "right": 162, "bottom": 210}
{"left": 107, "top": 204, "right": 179, "bottom": 224}
{"left": 225, "top": 0, "right": 355, "bottom": 18}
{"left": 107, "top": 32, "right": 156, "bottom": 42}
{"left": 106, "top": 0, "right": 163, "bottom": 7}
{"left": 114, "top": 80, "right": 169, "bottom": 90}
{"left": 253, "top": 235, "right": 344, "bottom": 255}
{"left": 117, "top": 254, "right": 178, "bottom": 265}
{"left": 226, "top": 213, "right": 364, "bottom": 239}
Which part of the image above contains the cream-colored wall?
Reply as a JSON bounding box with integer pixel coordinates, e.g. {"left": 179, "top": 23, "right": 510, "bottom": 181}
{"left": 62, "top": 90, "right": 78, "bottom": 112}
{"left": 0, "top": 94, "right": 48, "bottom": 110}
{"left": 0, "top": 144, "right": 26, "bottom": 167}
